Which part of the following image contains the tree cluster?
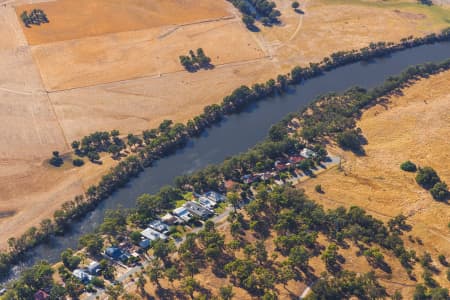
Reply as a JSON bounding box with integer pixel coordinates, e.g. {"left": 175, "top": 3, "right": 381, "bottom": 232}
{"left": 228, "top": 0, "right": 281, "bottom": 29}
{"left": 415, "top": 167, "right": 449, "bottom": 201}
{"left": 179, "top": 48, "right": 212, "bottom": 71}
{"left": 20, "top": 9, "right": 48, "bottom": 28}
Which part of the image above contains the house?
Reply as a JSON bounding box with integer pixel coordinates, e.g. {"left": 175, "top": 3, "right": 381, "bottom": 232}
{"left": 197, "top": 196, "right": 216, "bottom": 210}
{"left": 0, "top": 289, "right": 6, "bottom": 296}
{"left": 149, "top": 220, "right": 170, "bottom": 235}
{"left": 275, "top": 160, "right": 290, "bottom": 171}
{"left": 289, "top": 155, "right": 305, "bottom": 164}
{"left": 34, "top": 290, "right": 49, "bottom": 300}
{"left": 138, "top": 238, "right": 151, "bottom": 249}
{"left": 161, "top": 213, "right": 178, "bottom": 225}
{"left": 257, "top": 172, "right": 274, "bottom": 181}
{"left": 73, "top": 269, "right": 93, "bottom": 283}
{"left": 87, "top": 261, "right": 101, "bottom": 275}
{"left": 184, "top": 201, "right": 213, "bottom": 219}
{"left": 204, "top": 191, "right": 227, "bottom": 203}
{"left": 105, "top": 247, "right": 122, "bottom": 260}
{"left": 242, "top": 174, "right": 258, "bottom": 184}
{"left": 141, "top": 228, "right": 168, "bottom": 242}
{"left": 173, "top": 206, "right": 193, "bottom": 223}
{"left": 300, "top": 148, "right": 316, "bottom": 159}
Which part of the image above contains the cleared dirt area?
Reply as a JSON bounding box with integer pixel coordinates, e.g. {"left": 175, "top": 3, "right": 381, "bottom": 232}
{"left": 298, "top": 70, "right": 450, "bottom": 291}
{"left": 1, "top": 0, "right": 450, "bottom": 249}
{"left": 16, "top": 0, "right": 231, "bottom": 45}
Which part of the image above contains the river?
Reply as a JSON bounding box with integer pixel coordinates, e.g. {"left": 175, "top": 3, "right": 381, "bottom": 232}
{"left": 5, "top": 41, "right": 450, "bottom": 281}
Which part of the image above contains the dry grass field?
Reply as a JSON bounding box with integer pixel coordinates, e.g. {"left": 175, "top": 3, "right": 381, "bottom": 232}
{"left": 16, "top": 0, "right": 232, "bottom": 45}
{"left": 299, "top": 70, "right": 450, "bottom": 293}
{"left": 0, "top": 0, "right": 449, "bottom": 249}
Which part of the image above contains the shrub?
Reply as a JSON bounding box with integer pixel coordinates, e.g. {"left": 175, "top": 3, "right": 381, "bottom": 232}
{"left": 430, "top": 182, "right": 449, "bottom": 201}
{"left": 91, "top": 277, "right": 105, "bottom": 288}
{"left": 49, "top": 151, "right": 63, "bottom": 167}
{"left": 315, "top": 184, "right": 323, "bottom": 193}
{"left": 72, "top": 158, "right": 84, "bottom": 167}
{"left": 400, "top": 160, "right": 417, "bottom": 172}
{"left": 292, "top": 1, "right": 299, "bottom": 9}
{"left": 337, "top": 130, "right": 362, "bottom": 152}
{"left": 415, "top": 167, "right": 440, "bottom": 189}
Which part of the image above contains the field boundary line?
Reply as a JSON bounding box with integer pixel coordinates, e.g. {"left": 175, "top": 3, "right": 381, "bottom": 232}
{"left": 46, "top": 56, "right": 272, "bottom": 94}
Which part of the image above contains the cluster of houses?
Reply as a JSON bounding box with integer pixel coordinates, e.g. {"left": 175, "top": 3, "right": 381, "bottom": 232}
{"left": 139, "top": 191, "right": 227, "bottom": 245}
{"left": 62, "top": 149, "right": 317, "bottom": 292}
{"left": 242, "top": 148, "right": 316, "bottom": 184}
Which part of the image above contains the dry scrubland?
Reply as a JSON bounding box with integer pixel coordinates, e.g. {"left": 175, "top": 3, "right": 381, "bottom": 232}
{"left": 0, "top": 0, "right": 450, "bottom": 247}
{"left": 299, "top": 70, "right": 450, "bottom": 296}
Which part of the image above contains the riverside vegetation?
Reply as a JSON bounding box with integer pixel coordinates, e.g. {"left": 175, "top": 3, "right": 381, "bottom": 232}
{"left": 1, "top": 28, "right": 450, "bottom": 280}
{"left": 4, "top": 65, "right": 450, "bottom": 298}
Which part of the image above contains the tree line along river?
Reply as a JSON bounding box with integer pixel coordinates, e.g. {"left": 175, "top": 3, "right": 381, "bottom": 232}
{"left": 4, "top": 40, "right": 450, "bottom": 283}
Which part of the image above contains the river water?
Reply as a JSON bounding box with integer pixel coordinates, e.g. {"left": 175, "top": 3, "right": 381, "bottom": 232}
{"left": 5, "top": 41, "right": 450, "bottom": 280}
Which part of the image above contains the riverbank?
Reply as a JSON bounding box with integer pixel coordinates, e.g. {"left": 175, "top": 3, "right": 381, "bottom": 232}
{"left": 1, "top": 36, "right": 450, "bottom": 282}
{"left": 2, "top": 0, "right": 450, "bottom": 250}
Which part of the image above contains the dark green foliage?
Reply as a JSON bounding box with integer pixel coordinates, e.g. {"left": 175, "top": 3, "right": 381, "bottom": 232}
{"left": 310, "top": 271, "right": 387, "bottom": 299}
{"left": 180, "top": 48, "right": 212, "bottom": 71}
{"left": 400, "top": 160, "right": 417, "bottom": 172}
{"left": 228, "top": 0, "right": 281, "bottom": 27}
{"left": 79, "top": 233, "right": 104, "bottom": 256}
{"left": 72, "top": 158, "right": 84, "bottom": 167}
{"left": 337, "top": 129, "right": 364, "bottom": 152}
{"left": 430, "top": 182, "right": 449, "bottom": 201}
{"left": 20, "top": 9, "right": 49, "bottom": 28}
{"left": 61, "top": 249, "right": 81, "bottom": 270}
{"left": 242, "top": 14, "right": 256, "bottom": 29}
{"left": 49, "top": 151, "right": 63, "bottom": 167}
{"left": 416, "top": 167, "right": 440, "bottom": 189}
{"left": 418, "top": 0, "right": 433, "bottom": 5}
{"left": 292, "top": 1, "right": 300, "bottom": 9}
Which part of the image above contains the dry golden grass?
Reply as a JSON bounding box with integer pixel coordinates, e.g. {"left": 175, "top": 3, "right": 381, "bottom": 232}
{"left": 32, "top": 19, "right": 265, "bottom": 91}
{"left": 16, "top": 0, "right": 231, "bottom": 45}
{"left": 298, "top": 70, "right": 450, "bottom": 291}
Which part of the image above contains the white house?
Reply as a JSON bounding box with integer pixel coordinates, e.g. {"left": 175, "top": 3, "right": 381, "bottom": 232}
{"left": 173, "top": 206, "right": 193, "bottom": 223}
{"left": 73, "top": 269, "right": 92, "bottom": 283}
{"left": 141, "top": 228, "right": 168, "bottom": 242}
{"left": 300, "top": 148, "right": 316, "bottom": 159}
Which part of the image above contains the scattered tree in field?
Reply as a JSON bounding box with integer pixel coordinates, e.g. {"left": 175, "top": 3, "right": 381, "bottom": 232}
{"left": 180, "top": 48, "right": 212, "bottom": 71}
{"left": 21, "top": 9, "right": 49, "bottom": 27}
{"left": 400, "top": 160, "right": 417, "bottom": 172}
{"left": 315, "top": 184, "right": 323, "bottom": 193}
{"left": 418, "top": 0, "right": 433, "bottom": 5}
{"left": 430, "top": 182, "right": 449, "bottom": 201}
{"left": 292, "top": 1, "right": 300, "bottom": 9}
{"left": 49, "top": 151, "right": 63, "bottom": 167}
{"left": 337, "top": 129, "right": 364, "bottom": 153}
{"left": 72, "top": 158, "right": 84, "bottom": 167}
{"left": 416, "top": 167, "right": 440, "bottom": 189}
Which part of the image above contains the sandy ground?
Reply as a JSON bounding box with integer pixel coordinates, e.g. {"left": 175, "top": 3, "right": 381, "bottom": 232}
{"left": 0, "top": 0, "right": 450, "bottom": 248}
{"left": 299, "top": 70, "right": 450, "bottom": 290}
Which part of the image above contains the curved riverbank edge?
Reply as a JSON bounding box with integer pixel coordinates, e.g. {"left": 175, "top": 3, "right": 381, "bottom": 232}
{"left": 1, "top": 28, "right": 450, "bottom": 280}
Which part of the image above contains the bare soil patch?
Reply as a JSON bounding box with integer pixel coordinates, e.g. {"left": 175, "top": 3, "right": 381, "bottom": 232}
{"left": 16, "top": 0, "right": 232, "bottom": 45}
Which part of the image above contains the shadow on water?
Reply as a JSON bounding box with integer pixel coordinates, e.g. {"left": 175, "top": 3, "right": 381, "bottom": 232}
{"left": 3, "top": 41, "right": 450, "bottom": 283}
